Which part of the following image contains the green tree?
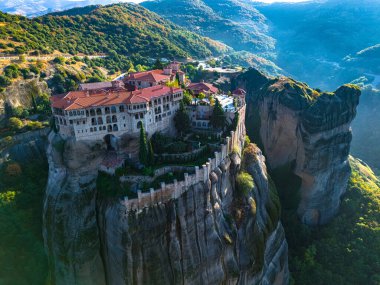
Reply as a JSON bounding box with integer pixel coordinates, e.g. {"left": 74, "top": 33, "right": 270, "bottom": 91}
{"left": 183, "top": 90, "right": 193, "bottom": 105}
{"left": 8, "top": 117, "right": 23, "bottom": 130}
{"left": 4, "top": 64, "right": 20, "bottom": 79}
{"left": 0, "top": 75, "right": 11, "bottom": 88}
{"left": 12, "top": 106, "right": 24, "bottom": 118}
{"left": 210, "top": 99, "right": 226, "bottom": 130}
{"left": 198, "top": 92, "right": 206, "bottom": 100}
{"left": 147, "top": 139, "right": 155, "bottom": 166}
{"left": 174, "top": 101, "right": 191, "bottom": 135}
{"left": 153, "top": 59, "right": 164, "bottom": 70}
{"left": 139, "top": 123, "right": 148, "bottom": 165}
{"left": 53, "top": 56, "right": 66, "bottom": 65}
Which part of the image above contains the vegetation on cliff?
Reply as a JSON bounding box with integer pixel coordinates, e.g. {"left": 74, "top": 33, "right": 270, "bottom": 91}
{"left": 0, "top": 159, "right": 49, "bottom": 285}
{"left": 284, "top": 158, "right": 380, "bottom": 285}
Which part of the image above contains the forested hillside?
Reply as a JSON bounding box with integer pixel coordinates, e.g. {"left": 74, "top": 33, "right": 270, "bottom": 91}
{"left": 142, "top": 0, "right": 274, "bottom": 56}
{"left": 0, "top": 3, "right": 226, "bottom": 61}
{"left": 283, "top": 157, "right": 380, "bottom": 285}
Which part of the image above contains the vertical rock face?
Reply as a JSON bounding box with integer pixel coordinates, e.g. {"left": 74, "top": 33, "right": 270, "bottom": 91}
{"left": 43, "top": 133, "right": 107, "bottom": 285}
{"left": 238, "top": 69, "right": 361, "bottom": 225}
{"left": 44, "top": 133, "right": 289, "bottom": 284}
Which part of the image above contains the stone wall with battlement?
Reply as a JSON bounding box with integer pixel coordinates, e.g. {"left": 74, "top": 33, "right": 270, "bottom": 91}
{"left": 122, "top": 105, "right": 246, "bottom": 213}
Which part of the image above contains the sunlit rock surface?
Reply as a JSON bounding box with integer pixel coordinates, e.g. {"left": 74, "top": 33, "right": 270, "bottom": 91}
{"left": 44, "top": 131, "right": 288, "bottom": 285}
{"left": 238, "top": 69, "right": 361, "bottom": 225}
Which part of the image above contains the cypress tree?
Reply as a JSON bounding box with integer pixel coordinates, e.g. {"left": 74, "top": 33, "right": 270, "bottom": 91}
{"left": 210, "top": 99, "right": 226, "bottom": 130}
{"left": 139, "top": 124, "right": 148, "bottom": 165}
{"left": 174, "top": 101, "right": 191, "bottom": 135}
{"left": 147, "top": 139, "right": 155, "bottom": 166}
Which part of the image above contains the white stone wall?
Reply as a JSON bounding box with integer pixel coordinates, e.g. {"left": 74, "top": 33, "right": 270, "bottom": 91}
{"left": 53, "top": 91, "right": 183, "bottom": 141}
{"left": 122, "top": 115, "right": 246, "bottom": 213}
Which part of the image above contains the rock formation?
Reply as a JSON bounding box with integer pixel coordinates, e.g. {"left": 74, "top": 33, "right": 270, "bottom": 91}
{"left": 238, "top": 69, "right": 361, "bottom": 225}
{"left": 43, "top": 131, "right": 289, "bottom": 285}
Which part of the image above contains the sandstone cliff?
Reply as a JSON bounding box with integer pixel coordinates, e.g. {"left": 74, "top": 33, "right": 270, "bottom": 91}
{"left": 43, "top": 132, "right": 289, "bottom": 285}
{"left": 237, "top": 69, "right": 361, "bottom": 225}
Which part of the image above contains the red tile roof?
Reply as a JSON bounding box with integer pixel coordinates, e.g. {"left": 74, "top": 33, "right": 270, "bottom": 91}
{"left": 125, "top": 69, "right": 171, "bottom": 83}
{"left": 51, "top": 85, "right": 182, "bottom": 111}
{"left": 188, "top": 82, "right": 218, "bottom": 94}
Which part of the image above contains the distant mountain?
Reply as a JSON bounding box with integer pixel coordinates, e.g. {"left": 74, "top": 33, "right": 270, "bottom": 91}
{"left": 254, "top": 0, "right": 380, "bottom": 89}
{"left": 142, "top": 0, "right": 275, "bottom": 56}
{"left": 0, "top": 0, "right": 133, "bottom": 17}
{"left": 0, "top": 3, "right": 226, "bottom": 60}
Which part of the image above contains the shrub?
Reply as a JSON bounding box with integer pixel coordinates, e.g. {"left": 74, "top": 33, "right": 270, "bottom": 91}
{"left": 236, "top": 172, "right": 254, "bottom": 196}
{"left": 26, "top": 121, "right": 43, "bottom": 130}
{"left": 0, "top": 75, "right": 11, "bottom": 88}
{"left": 8, "top": 117, "right": 23, "bottom": 130}
{"left": 244, "top": 136, "right": 251, "bottom": 148}
{"left": 12, "top": 106, "right": 25, "bottom": 118}
{"left": 53, "top": 56, "right": 66, "bottom": 64}
{"left": 4, "top": 64, "right": 20, "bottom": 79}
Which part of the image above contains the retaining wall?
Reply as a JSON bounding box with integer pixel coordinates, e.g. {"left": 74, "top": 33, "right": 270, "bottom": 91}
{"left": 122, "top": 110, "right": 246, "bottom": 213}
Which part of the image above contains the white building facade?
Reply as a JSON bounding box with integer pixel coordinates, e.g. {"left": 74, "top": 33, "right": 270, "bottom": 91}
{"left": 51, "top": 86, "right": 183, "bottom": 141}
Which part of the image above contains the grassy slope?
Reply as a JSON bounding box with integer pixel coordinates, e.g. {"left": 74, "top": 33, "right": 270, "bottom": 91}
{"left": 0, "top": 3, "right": 225, "bottom": 60}
{"left": 283, "top": 157, "right": 380, "bottom": 285}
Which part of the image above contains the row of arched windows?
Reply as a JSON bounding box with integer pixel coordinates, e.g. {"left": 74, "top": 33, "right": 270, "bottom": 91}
{"left": 85, "top": 106, "right": 123, "bottom": 117}
{"left": 90, "top": 124, "right": 119, "bottom": 133}
{"left": 91, "top": 116, "right": 118, "bottom": 126}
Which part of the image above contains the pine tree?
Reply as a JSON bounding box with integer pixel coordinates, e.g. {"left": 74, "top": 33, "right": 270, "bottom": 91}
{"left": 210, "top": 99, "right": 226, "bottom": 130}
{"left": 139, "top": 124, "right": 148, "bottom": 165}
{"left": 153, "top": 59, "right": 164, "bottom": 70}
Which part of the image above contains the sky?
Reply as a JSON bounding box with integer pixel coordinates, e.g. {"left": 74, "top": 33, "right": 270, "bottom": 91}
{"left": 252, "top": 0, "right": 309, "bottom": 2}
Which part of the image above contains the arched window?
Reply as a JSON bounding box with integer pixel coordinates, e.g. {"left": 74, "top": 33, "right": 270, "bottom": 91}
{"left": 96, "top": 108, "right": 102, "bottom": 115}
{"left": 112, "top": 115, "right": 117, "bottom": 123}
{"left": 86, "top": 110, "right": 89, "bottom": 117}
{"left": 107, "top": 125, "right": 112, "bottom": 132}
{"left": 90, "top": 109, "right": 95, "bottom": 116}
{"left": 105, "top": 107, "right": 110, "bottom": 114}
{"left": 119, "top": 105, "right": 125, "bottom": 112}
{"left": 91, "top": 118, "right": 96, "bottom": 126}
{"left": 111, "top": 106, "right": 117, "bottom": 114}
{"left": 106, "top": 116, "right": 111, "bottom": 124}
{"left": 69, "top": 111, "right": 73, "bottom": 116}
{"left": 90, "top": 128, "right": 93, "bottom": 132}
{"left": 94, "top": 127, "right": 97, "bottom": 132}
{"left": 113, "top": 124, "right": 119, "bottom": 132}
{"left": 98, "top": 117, "right": 103, "bottom": 125}
{"left": 137, "top": 121, "right": 143, "bottom": 129}
{"left": 73, "top": 111, "right": 77, "bottom": 116}
{"left": 103, "top": 126, "right": 106, "bottom": 131}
